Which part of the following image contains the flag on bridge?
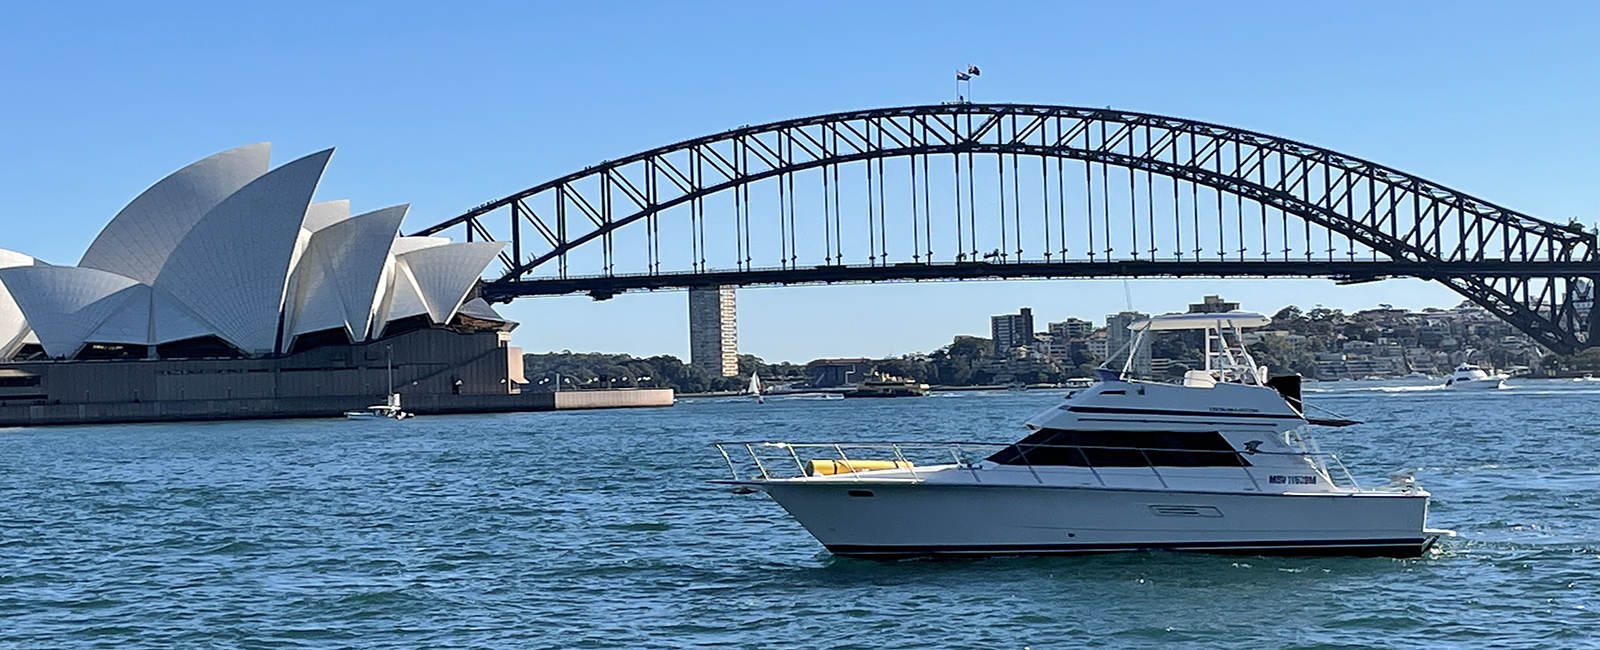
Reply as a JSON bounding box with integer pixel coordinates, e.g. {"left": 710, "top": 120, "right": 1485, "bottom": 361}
{"left": 967, "top": 64, "right": 981, "bottom": 76}
{"left": 956, "top": 70, "right": 971, "bottom": 81}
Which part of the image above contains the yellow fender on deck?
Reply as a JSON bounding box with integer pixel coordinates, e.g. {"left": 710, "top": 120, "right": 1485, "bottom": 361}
{"left": 806, "top": 459, "right": 914, "bottom": 476}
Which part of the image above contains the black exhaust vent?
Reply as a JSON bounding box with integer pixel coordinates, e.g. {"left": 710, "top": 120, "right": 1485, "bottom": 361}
{"left": 1265, "top": 374, "right": 1302, "bottom": 412}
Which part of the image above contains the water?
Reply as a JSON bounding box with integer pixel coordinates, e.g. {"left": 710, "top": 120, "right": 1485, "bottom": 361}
{"left": 3, "top": 381, "right": 1599, "bottom": 648}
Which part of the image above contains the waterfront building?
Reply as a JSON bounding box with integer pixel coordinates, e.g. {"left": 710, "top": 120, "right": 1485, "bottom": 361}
{"left": 688, "top": 285, "right": 738, "bottom": 377}
{"left": 1048, "top": 317, "right": 1094, "bottom": 341}
{"left": 991, "top": 307, "right": 1034, "bottom": 353}
{"left": 0, "top": 144, "right": 507, "bottom": 361}
{"left": 807, "top": 358, "right": 872, "bottom": 387}
{"left": 1045, "top": 318, "right": 1093, "bottom": 363}
{"left": 1188, "top": 295, "right": 1240, "bottom": 314}
{"left": 0, "top": 144, "right": 679, "bottom": 425}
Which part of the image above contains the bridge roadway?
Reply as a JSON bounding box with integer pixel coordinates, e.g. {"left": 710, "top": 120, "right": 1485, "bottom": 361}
{"left": 484, "top": 260, "right": 1598, "bottom": 301}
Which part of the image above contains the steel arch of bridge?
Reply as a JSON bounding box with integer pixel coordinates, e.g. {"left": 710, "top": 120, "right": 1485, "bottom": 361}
{"left": 415, "top": 103, "right": 1600, "bottom": 353}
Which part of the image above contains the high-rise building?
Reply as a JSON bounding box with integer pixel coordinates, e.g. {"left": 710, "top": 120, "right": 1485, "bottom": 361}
{"left": 689, "top": 286, "right": 738, "bottom": 377}
{"left": 1086, "top": 333, "right": 1110, "bottom": 361}
{"left": 1104, "top": 310, "right": 1150, "bottom": 371}
{"left": 1046, "top": 317, "right": 1094, "bottom": 362}
{"left": 991, "top": 307, "right": 1034, "bottom": 353}
{"left": 1048, "top": 317, "right": 1094, "bottom": 341}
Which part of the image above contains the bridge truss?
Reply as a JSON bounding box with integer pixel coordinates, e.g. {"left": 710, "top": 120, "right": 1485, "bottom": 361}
{"left": 414, "top": 103, "right": 1599, "bottom": 353}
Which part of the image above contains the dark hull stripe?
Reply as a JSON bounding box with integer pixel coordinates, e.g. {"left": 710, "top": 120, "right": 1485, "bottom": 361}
{"left": 826, "top": 537, "right": 1434, "bottom": 559}
{"left": 731, "top": 479, "right": 1432, "bottom": 500}
{"left": 1066, "top": 405, "right": 1303, "bottom": 420}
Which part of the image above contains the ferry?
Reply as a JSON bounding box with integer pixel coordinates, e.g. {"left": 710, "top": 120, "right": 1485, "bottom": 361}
{"left": 843, "top": 374, "right": 929, "bottom": 398}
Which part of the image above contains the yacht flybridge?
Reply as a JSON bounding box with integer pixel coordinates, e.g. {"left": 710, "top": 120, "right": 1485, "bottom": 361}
{"left": 714, "top": 311, "right": 1447, "bottom": 558}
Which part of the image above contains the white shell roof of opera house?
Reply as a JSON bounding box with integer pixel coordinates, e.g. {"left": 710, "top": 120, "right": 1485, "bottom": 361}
{"left": 0, "top": 143, "right": 507, "bottom": 360}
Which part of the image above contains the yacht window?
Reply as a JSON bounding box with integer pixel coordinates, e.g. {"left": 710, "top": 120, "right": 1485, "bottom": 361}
{"left": 986, "top": 428, "right": 1249, "bottom": 468}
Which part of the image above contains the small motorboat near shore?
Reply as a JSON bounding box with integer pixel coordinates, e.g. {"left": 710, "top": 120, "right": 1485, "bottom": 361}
{"left": 715, "top": 311, "right": 1448, "bottom": 558}
{"left": 343, "top": 349, "right": 412, "bottom": 419}
{"left": 344, "top": 392, "right": 412, "bottom": 420}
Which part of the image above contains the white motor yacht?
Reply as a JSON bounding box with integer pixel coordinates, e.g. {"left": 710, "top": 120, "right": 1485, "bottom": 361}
{"left": 715, "top": 311, "right": 1447, "bottom": 558}
{"left": 1442, "top": 364, "right": 1506, "bottom": 390}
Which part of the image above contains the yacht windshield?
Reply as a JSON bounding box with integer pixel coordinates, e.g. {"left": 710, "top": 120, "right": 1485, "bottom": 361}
{"left": 987, "top": 429, "right": 1250, "bottom": 468}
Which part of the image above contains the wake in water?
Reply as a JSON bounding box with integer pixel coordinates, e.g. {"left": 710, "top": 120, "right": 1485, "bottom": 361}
{"left": 1305, "top": 384, "right": 1449, "bottom": 394}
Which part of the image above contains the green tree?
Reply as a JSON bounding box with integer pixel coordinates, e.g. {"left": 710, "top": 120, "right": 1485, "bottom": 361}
{"left": 1248, "top": 335, "right": 1318, "bottom": 378}
{"left": 873, "top": 356, "right": 931, "bottom": 382}
{"left": 736, "top": 354, "right": 765, "bottom": 378}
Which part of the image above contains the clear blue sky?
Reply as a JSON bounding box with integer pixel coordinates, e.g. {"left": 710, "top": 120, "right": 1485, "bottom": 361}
{"left": 3, "top": 1, "right": 1598, "bottom": 363}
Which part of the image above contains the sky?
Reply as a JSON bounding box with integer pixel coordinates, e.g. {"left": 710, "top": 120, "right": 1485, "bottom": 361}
{"left": 3, "top": 1, "right": 1599, "bottom": 363}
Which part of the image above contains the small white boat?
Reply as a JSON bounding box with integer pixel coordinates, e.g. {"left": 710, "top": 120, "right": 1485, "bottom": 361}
{"left": 715, "top": 310, "right": 1446, "bottom": 558}
{"left": 1442, "top": 364, "right": 1507, "bottom": 390}
{"left": 344, "top": 347, "right": 413, "bottom": 419}
{"left": 344, "top": 392, "right": 412, "bottom": 419}
{"left": 1061, "top": 377, "right": 1095, "bottom": 389}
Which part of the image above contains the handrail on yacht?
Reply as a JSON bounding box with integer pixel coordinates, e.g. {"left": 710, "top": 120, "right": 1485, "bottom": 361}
{"left": 1327, "top": 453, "right": 1361, "bottom": 492}
{"left": 713, "top": 440, "right": 1362, "bottom": 491}
{"left": 1138, "top": 448, "right": 1169, "bottom": 489}
{"left": 1009, "top": 441, "right": 1047, "bottom": 484}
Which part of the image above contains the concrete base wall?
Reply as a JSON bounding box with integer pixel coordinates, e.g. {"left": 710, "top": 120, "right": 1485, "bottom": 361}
{"left": 0, "top": 328, "right": 674, "bottom": 426}
{"left": 551, "top": 389, "right": 676, "bottom": 410}
{"left": 415, "top": 388, "right": 676, "bottom": 414}
{"left": 0, "top": 388, "right": 676, "bottom": 426}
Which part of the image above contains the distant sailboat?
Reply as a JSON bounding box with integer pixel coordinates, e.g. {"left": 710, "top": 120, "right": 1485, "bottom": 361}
{"left": 748, "top": 373, "right": 764, "bottom": 404}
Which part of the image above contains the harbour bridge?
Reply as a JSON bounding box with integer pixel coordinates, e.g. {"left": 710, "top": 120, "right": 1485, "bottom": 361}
{"left": 412, "top": 103, "right": 1599, "bottom": 354}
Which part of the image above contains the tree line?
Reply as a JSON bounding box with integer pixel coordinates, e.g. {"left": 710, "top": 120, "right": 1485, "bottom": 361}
{"left": 528, "top": 302, "right": 1592, "bottom": 393}
{"left": 523, "top": 332, "right": 1098, "bottom": 394}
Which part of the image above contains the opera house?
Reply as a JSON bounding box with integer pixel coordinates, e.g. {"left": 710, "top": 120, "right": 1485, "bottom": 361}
{"left": 0, "top": 144, "right": 664, "bottom": 425}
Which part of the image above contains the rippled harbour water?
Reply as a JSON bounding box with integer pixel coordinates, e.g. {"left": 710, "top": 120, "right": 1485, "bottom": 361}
{"left": 2, "top": 380, "right": 1599, "bottom": 648}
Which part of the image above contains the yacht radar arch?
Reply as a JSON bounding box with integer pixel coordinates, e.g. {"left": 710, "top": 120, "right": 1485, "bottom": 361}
{"left": 1112, "top": 310, "right": 1273, "bottom": 387}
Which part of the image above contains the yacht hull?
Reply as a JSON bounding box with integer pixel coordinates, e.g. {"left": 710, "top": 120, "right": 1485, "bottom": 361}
{"left": 1444, "top": 379, "right": 1505, "bottom": 390}
{"left": 752, "top": 482, "right": 1434, "bottom": 558}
